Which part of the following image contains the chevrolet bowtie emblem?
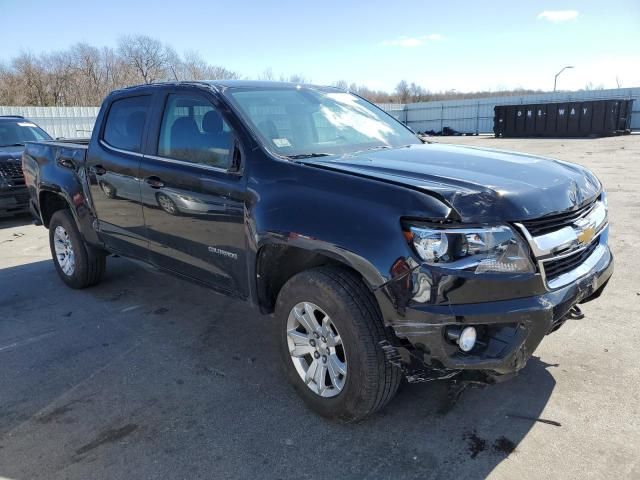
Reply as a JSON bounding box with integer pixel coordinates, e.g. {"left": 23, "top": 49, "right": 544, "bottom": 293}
{"left": 576, "top": 224, "right": 596, "bottom": 245}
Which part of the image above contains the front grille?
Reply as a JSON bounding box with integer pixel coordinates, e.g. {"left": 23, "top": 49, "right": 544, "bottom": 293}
{"left": 520, "top": 198, "right": 597, "bottom": 236}
{"left": 0, "top": 162, "right": 24, "bottom": 180}
{"left": 14, "top": 192, "right": 30, "bottom": 203}
{"left": 543, "top": 240, "right": 599, "bottom": 280}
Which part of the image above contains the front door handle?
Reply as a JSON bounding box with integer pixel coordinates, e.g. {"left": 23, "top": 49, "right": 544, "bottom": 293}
{"left": 145, "top": 176, "right": 165, "bottom": 189}
{"left": 92, "top": 165, "right": 107, "bottom": 176}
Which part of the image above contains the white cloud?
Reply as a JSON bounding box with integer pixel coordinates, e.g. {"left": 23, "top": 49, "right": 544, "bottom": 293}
{"left": 382, "top": 34, "right": 444, "bottom": 48}
{"left": 537, "top": 10, "right": 579, "bottom": 23}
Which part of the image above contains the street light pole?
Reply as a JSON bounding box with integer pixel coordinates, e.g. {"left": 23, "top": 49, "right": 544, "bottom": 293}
{"left": 554, "top": 66, "right": 575, "bottom": 92}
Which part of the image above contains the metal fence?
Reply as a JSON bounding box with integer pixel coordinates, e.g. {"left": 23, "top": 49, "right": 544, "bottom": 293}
{"left": 379, "top": 87, "right": 640, "bottom": 134}
{"left": 0, "top": 106, "right": 99, "bottom": 139}
{"left": 2, "top": 87, "right": 639, "bottom": 138}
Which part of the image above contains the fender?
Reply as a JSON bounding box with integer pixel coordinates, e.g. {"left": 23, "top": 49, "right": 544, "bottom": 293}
{"left": 246, "top": 153, "right": 451, "bottom": 320}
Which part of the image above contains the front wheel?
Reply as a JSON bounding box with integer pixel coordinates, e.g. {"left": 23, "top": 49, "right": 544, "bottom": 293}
{"left": 49, "top": 209, "right": 106, "bottom": 289}
{"left": 99, "top": 181, "right": 117, "bottom": 199}
{"left": 275, "top": 266, "right": 402, "bottom": 422}
{"left": 156, "top": 193, "right": 179, "bottom": 215}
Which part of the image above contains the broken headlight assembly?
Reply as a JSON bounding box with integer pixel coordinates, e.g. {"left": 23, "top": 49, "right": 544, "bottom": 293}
{"left": 404, "top": 224, "right": 535, "bottom": 274}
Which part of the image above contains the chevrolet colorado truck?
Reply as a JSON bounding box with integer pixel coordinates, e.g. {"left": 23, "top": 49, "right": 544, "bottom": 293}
{"left": 22, "top": 81, "right": 613, "bottom": 421}
{"left": 1, "top": 115, "right": 51, "bottom": 217}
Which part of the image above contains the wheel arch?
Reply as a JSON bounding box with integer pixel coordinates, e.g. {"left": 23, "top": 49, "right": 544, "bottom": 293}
{"left": 39, "top": 189, "right": 74, "bottom": 228}
{"left": 254, "top": 240, "right": 387, "bottom": 315}
{"left": 37, "top": 181, "right": 103, "bottom": 247}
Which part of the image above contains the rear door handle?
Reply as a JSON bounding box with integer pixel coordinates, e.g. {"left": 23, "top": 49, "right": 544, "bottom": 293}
{"left": 92, "top": 165, "right": 107, "bottom": 176}
{"left": 145, "top": 176, "right": 165, "bottom": 189}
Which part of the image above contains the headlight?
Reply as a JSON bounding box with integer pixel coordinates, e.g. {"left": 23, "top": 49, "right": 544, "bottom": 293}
{"left": 405, "top": 224, "right": 535, "bottom": 274}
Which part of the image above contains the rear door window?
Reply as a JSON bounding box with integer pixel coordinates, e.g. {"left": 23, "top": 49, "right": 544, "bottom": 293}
{"left": 102, "top": 96, "right": 151, "bottom": 152}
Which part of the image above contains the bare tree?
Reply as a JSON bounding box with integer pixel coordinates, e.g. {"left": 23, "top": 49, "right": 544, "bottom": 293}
{"left": 45, "top": 51, "right": 74, "bottom": 105}
{"left": 206, "top": 65, "right": 240, "bottom": 80}
{"left": 333, "top": 80, "right": 349, "bottom": 90}
{"left": 12, "top": 53, "right": 50, "bottom": 105}
{"left": 163, "top": 46, "right": 181, "bottom": 81}
{"left": 69, "top": 43, "right": 105, "bottom": 105}
{"left": 288, "top": 74, "right": 309, "bottom": 84}
{"left": 117, "top": 35, "right": 171, "bottom": 84}
{"left": 102, "top": 46, "right": 136, "bottom": 92}
{"left": 409, "top": 82, "right": 428, "bottom": 102}
{"left": 0, "top": 37, "right": 554, "bottom": 107}
{"left": 395, "top": 80, "right": 410, "bottom": 103}
{"left": 0, "top": 63, "right": 21, "bottom": 105}
{"left": 174, "top": 51, "right": 240, "bottom": 81}
{"left": 584, "top": 82, "right": 605, "bottom": 91}
{"left": 258, "top": 67, "right": 275, "bottom": 81}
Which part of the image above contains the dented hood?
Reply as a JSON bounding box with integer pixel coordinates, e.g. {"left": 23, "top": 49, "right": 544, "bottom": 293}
{"left": 303, "top": 143, "right": 601, "bottom": 222}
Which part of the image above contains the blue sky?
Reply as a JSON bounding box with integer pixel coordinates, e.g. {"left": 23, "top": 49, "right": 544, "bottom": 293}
{"left": 1, "top": 0, "right": 639, "bottom": 92}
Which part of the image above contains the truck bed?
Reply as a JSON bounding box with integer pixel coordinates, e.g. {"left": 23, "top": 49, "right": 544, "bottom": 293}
{"left": 23, "top": 139, "right": 88, "bottom": 168}
{"left": 22, "top": 140, "right": 90, "bottom": 223}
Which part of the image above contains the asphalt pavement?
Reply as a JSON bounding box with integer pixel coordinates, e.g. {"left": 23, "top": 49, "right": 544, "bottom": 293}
{"left": 1, "top": 136, "right": 638, "bottom": 479}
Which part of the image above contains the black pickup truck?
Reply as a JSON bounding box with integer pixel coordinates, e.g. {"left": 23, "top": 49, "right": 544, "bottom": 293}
{"left": 22, "top": 81, "right": 613, "bottom": 421}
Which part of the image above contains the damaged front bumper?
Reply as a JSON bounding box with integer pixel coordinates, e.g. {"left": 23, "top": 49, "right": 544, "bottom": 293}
{"left": 379, "top": 242, "right": 614, "bottom": 384}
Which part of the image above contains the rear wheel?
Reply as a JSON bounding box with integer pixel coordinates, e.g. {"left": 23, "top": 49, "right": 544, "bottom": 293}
{"left": 49, "top": 209, "right": 105, "bottom": 289}
{"left": 276, "top": 266, "right": 402, "bottom": 422}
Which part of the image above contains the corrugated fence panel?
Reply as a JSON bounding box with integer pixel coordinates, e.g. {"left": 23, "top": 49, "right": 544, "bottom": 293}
{"left": 2, "top": 88, "right": 638, "bottom": 138}
{"left": 377, "top": 103, "right": 406, "bottom": 123}
{"left": 379, "top": 87, "right": 640, "bottom": 134}
{"left": 0, "top": 105, "right": 100, "bottom": 139}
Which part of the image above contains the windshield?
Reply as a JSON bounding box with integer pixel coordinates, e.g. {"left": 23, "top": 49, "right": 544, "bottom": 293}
{"left": 226, "top": 87, "right": 420, "bottom": 157}
{"left": 0, "top": 119, "right": 52, "bottom": 147}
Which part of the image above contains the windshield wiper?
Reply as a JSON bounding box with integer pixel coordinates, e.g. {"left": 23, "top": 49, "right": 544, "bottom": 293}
{"left": 0, "top": 143, "right": 24, "bottom": 147}
{"left": 285, "top": 153, "right": 333, "bottom": 159}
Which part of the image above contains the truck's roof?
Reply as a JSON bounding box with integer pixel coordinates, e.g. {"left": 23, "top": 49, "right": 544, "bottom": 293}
{"left": 204, "top": 80, "right": 316, "bottom": 89}
{"left": 111, "top": 80, "right": 337, "bottom": 96}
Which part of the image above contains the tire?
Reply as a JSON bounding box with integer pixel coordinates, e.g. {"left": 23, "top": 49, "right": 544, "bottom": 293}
{"left": 49, "top": 209, "right": 106, "bottom": 289}
{"left": 99, "top": 181, "right": 117, "bottom": 199}
{"left": 156, "top": 193, "right": 179, "bottom": 215}
{"left": 275, "top": 266, "right": 402, "bottom": 422}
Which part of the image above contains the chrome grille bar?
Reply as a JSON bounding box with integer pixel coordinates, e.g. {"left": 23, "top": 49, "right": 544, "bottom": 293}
{"left": 515, "top": 199, "right": 608, "bottom": 289}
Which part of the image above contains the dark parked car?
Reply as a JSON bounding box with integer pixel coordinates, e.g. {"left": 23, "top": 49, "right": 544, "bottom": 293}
{"left": 1, "top": 116, "right": 52, "bottom": 218}
{"left": 22, "top": 81, "right": 613, "bottom": 421}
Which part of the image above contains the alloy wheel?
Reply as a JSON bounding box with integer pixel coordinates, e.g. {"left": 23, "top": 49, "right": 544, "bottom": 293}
{"left": 157, "top": 194, "right": 177, "bottom": 214}
{"left": 53, "top": 225, "right": 75, "bottom": 276}
{"left": 286, "top": 302, "right": 347, "bottom": 398}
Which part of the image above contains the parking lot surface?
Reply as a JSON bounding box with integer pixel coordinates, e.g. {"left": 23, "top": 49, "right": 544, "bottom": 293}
{"left": 1, "top": 135, "right": 638, "bottom": 479}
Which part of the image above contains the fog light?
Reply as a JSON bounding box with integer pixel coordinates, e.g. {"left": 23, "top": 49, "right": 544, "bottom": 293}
{"left": 446, "top": 326, "right": 477, "bottom": 352}
{"left": 458, "top": 326, "right": 477, "bottom": 352}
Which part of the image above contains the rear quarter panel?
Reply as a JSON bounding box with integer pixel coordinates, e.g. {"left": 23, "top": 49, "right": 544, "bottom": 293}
{"left": 22, "top": 141, "right": 101, "bottom": 246}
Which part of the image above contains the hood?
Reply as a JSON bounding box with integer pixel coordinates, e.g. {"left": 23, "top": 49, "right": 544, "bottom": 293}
{"left": 0, "top": 146, "right": 24, "bottom": 163}
{"left": 302, "top": 143, "right": 601, "bottom": 223}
